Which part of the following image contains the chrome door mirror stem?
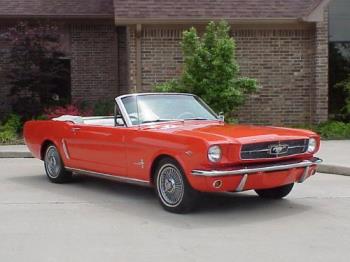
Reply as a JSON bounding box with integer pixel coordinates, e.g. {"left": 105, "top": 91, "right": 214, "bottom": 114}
{"left": 218, "top": 112, "right": 225, "bottom": 122}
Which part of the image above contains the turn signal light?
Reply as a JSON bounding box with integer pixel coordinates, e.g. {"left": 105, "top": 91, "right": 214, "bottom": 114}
{"left": 213, "top": 180, "right": 223, "bottom": 189}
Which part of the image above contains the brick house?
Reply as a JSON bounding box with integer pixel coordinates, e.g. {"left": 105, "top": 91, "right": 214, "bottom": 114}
{"left": 0, "top": 0, "right": 331, "bottom": 125}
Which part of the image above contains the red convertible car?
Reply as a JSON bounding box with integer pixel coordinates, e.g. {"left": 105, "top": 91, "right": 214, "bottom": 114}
{"left": 24, "top": 93, "right": 322, "bottom": 213}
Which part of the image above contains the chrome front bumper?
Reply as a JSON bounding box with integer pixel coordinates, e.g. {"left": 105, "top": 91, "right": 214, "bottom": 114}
{"left": 191, "top": 157, "right": 323, "bottom": 177}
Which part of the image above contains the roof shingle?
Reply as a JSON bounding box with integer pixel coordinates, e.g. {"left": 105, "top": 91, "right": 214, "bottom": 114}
{"left": 0, "top": 0, "right": 113, "bottom": 18}
{"left": 114, "top": 0, "right": 324, "bottom": 22}
{"left": 0, "top": 0, "right": 326, "bottom": 21}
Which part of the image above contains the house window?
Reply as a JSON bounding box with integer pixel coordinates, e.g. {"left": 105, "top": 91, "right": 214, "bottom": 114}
{"left": 53, "top": 57, "right": 71, "bottom": 105}
{"left": 329, "top": 0, "right": 350, "bottom": 119}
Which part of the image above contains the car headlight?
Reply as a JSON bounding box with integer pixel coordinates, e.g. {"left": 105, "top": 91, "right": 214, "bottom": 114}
{"left": 208, "top": 145, "right": 222, "bottom": 162}
{"left": 307, "top": 138, "right": 317, "bottom": 153}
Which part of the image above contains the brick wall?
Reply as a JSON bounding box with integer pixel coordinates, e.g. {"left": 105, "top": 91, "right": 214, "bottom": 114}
{"left": 116, "top": 26, "right": 129, "bottom": 95}
{"left": 127, "top": 24, "right": 323, "bottom": 125}
{"left": 234, "top": 27, "right": 315, "bottom": 125}
{"left": 141, "top": 28, "right": 183, "bottom": 92}
{"left": 127, "top": 26, "right": 137, "bottom": 92}
{"left": 70, "top": 23, "right": 119, "bottom": 103}
{"left": 313, "top": 9, "right": 329, "bottom": 124}
{"left": 127, "top": 26, "right": 184, "bottom": 92}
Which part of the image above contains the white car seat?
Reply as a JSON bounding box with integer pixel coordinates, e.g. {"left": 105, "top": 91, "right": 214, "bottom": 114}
{"left": 53, "top": 115, "right": 85, "bottom": 124}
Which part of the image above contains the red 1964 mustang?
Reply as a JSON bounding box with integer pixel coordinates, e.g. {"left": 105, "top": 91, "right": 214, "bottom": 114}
{"left": 24, "top": 93, "right": 322, "bottom": 213}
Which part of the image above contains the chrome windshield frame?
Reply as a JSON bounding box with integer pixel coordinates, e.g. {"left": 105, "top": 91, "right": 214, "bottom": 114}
{"left": 115, "top": 93, "right": 219, "bottom": 128}
{"left": 115, "top": 95, "right": 133, "bottom": 127}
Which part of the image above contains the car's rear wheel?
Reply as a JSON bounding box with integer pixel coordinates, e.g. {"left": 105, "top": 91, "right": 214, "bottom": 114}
{"left": 155, "top": 158, "right": 199, "bottom": 214}
{"left": 44, "top": 145, "right": 72, "bottom": 183}
{"left": 255, "top": 183, "right": 294, "bottom": 199}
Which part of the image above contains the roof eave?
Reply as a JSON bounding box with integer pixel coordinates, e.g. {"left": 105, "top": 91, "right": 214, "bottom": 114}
{"left": 115, "top": 17, "right": 308, "bottom": 26}
{"left": 0, "top": 14, "right": 114, "bottom": 20}
{"left": 302, "top": 0, "right": 332, "bottom": 22}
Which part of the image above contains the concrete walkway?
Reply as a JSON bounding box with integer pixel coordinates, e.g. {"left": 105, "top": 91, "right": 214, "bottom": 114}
{"left": 0, "top": 145, "right": 32, "bottom": 158}
{"left": 0, "top": 141, "right": 349, "bottom": 175}
{"left": 316, "top": 140, "right": 350, "bottom": 176}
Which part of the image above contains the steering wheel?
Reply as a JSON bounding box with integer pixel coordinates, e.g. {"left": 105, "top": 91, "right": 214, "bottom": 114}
{"left": 176, "top": 112, "right": 196, "bottom": 119}
{"left": 128, "top": 113, "right": 139, "bottom": 123}
{"left": 129, "top": 115, "right": 138, "bottom": 121}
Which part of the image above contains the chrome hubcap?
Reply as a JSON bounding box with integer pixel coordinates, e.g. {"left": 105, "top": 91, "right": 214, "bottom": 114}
{"left": 45, "top": 147, "right": 61, "bottom": 178}
{"left": 158, "top": 165, "right": 184, "bottom": 207}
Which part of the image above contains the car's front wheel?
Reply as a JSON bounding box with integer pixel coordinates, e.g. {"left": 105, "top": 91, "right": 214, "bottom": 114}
{"left": 155, "top": 158, "right": 199, "bottom": 214}
{"left": 44, "top": 145, "right": 72, "bottom": 183}
{"left": 255, "top": 183, "right": 294, "bottom": 199}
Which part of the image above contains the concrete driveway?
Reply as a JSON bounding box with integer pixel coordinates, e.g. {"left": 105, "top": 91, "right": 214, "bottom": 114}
{"left": 1, "top": 158, "right": 349, "bottom": 262}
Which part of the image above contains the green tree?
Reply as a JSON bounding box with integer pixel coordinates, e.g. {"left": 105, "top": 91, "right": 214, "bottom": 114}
{"left": 335, "top": 76, "right": 350, "bottom": 121}
{"left": 155, "top": 21, "right": 258, "bottom": 119}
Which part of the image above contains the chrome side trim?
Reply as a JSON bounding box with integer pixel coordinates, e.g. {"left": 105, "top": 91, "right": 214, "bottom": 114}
{"left": 191, "top": 158, "right": 323, "bottom": 177}
{"left": 66, "top": 167, "right": 151, "bottom": 187}
{"left": 61, "top": 139, "right": 70, "bottom": 160}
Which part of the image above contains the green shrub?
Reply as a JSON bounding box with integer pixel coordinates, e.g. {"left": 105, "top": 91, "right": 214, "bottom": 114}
{"left": 292, "top": 120, "right": 350, "bottom": 140}
{"left": 93, "top": 99, "right": 115, "bottom": 116}
{"left": 0, "top": 129, "right": 17, "bottom": 144}
{"left": 155, "top": 79, "right": 186, "bottom": 93}
{"left": 154, "top": 21, "right": 258, "bottom": 119}
{"left": 315, "top": 121, "right": 350, "bottom": 140}
{"left": 33, "top": 115, "right": 48, "bottom": 120}
{"left": 0, "top": 113, "right": 22, "bottom": 144}
{"left": 3, "top": 113, "right": 22, "bottom": 133}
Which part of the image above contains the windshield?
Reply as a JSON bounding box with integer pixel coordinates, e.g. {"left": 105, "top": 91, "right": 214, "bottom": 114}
{"left": 122, "top": 94, "right": 218, "bottom": 125}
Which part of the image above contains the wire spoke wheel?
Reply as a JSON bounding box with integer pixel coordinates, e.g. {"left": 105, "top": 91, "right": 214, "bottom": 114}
{"left": 157, "top": 164, "right": 184, "bottom": 207}
{"left": 44, "top": 146, "right": 62, "bottom": 179}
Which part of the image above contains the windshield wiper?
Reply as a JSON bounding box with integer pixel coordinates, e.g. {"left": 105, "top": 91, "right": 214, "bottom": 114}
{"left": 183, "top": 117, "right": 210, "bottom": 121}
{"left": 142, "top": 117, "right": 211, "bottom": 124}
{"left": 141, "top": 119, "right": 175, "bottom": 124}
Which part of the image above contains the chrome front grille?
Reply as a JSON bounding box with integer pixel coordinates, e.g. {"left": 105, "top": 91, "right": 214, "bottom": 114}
{"left": 240, "top": 139, "right": 309, "bottom": 160}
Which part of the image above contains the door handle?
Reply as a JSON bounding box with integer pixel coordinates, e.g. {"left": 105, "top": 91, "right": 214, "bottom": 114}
{"left": 72, "top": 127, "right": 81, "bottom": 132}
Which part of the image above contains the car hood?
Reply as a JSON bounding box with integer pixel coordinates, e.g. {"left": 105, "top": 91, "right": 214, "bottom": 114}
{"left": 143, "top": 121, "right": 316, "bottom": 144}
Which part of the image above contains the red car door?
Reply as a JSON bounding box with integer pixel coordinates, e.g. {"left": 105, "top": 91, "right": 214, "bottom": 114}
{"left": 64, "top": 124, "right": 127, "bottom": 176}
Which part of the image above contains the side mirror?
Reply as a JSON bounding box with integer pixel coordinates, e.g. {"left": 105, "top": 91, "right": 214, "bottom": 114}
{"left": 218, "top": 112, "right": 225, "bottom": 122}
